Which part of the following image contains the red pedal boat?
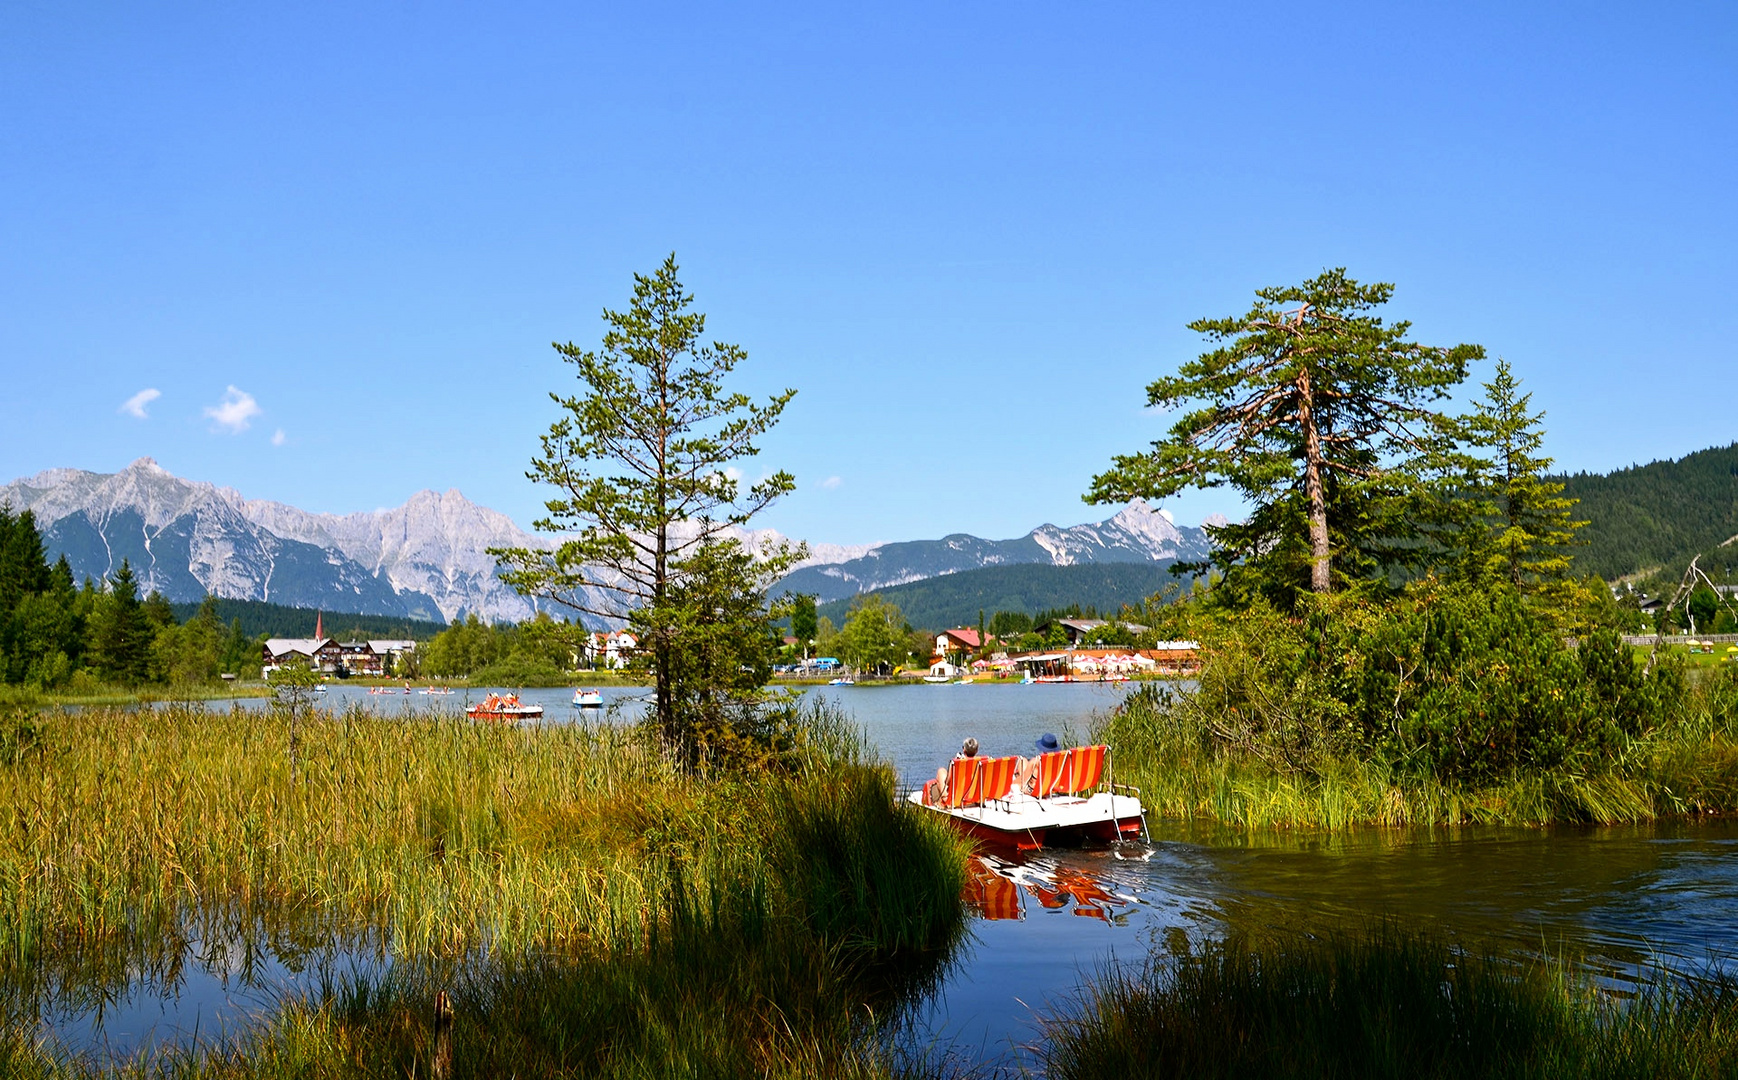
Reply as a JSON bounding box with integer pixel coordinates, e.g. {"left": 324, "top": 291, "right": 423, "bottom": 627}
{"left": 911, "top": 743, "right": 1145, "bottom": 851}
{"left": 466, "top": 692, "right": 545, "bottom": 723}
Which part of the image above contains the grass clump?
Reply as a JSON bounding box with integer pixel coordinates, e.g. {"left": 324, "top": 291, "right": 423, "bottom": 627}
{"left": 0, "top": 699, "right": 971, "bottom": 1077}
{"left": 1042, "top": 929, "right": 1738, "bottom": 1080}
{"left": 1101, "top": 585, "right": 1738, "bottom": 827}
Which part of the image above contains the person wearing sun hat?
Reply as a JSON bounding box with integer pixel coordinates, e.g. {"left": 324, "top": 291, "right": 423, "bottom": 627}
{"left": 1016, "top": 732, "right": 1062, "bottom": 795}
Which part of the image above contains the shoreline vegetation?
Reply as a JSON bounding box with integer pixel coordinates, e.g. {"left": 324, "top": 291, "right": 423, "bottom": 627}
{"left": 1099, "top": 587, "right": 1738, "bottom": 830}
{"left": 1043, "top": 929, "right": 1738, "bottom": 1080}
{"left": 0, "top": 699, "right": 971, "bottom": 1076}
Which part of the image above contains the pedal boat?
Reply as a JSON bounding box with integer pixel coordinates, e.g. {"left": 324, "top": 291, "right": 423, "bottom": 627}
{"left": 572, "top": 688, "right": 603, "bottom": 707}
{"left": 466, "top": 692, "right": 545, "bottom": 722}
{"left": 908, "top": 744, "right": 1145, "bottom": 851}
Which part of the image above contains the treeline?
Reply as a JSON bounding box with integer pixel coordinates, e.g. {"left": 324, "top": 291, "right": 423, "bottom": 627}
{"left": 811, "top": 561, "right": 1186, "bottom": 635}
{"left": 1557, "top": 441, "right": 1738, "bottom": 582}
{"left": 0, "top": 507, "right": 260, "bottom": 689}
{"left": 166, "top": 597, "right": 447, "bottom": 642}
{"left": 417, "top": 612, "right": 592, "bottom": 685}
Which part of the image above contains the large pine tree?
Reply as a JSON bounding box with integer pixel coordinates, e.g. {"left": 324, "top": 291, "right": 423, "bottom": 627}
{"left": 1087, "top": 269, "right": 1483, "bottom": 609}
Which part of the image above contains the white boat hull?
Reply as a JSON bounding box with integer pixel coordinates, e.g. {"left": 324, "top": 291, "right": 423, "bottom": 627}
{"left": 907, "top": 789, "right": 1145, "bottom": 850}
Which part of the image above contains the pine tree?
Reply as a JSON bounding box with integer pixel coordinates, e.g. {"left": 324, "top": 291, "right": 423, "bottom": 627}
{"left": 1459, "top": 359, "right": 1586, "bottom": 589}
{"left": 1086, "top": 270, "right": 1483, "bottom": 609}
{"left": 93, "top": 560, "right": 153, "bottom": 685}
{"left": 491, "top": 255, "right": 801, "bottom": 761}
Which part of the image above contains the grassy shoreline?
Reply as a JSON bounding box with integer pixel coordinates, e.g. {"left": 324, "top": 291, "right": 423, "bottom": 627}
{"left": 0, "top": 701, "right": 970, "bottom": 1076}
{"left": 1098, "top": 674, "right": 1738, "bottom": 829}
{"left": 1042, "top": 930, "right": 1738, "bottom": 1079}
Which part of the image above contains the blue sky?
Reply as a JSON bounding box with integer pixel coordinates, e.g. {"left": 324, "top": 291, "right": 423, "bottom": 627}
{"left": 3, "top": 2, "right": 1733, "bottom": 545}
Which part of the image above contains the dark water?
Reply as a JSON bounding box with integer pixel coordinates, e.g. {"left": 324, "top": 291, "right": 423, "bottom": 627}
{"left": 27, "top": 683, "right": 1738, "bottom": 1066}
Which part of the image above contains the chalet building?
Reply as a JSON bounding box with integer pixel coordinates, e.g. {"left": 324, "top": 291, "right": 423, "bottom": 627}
{"left": 934, "top": 628, "right": 985, "bottom": 667}
{"left": 370, "top": 639, "right": 418, "bottom": 672}
{"left": 262, "top": 637, "right": 342, "bottom": 674}
{"left": 1032, "top": 618, "right": 1150, "bottom": 647}
{"left": 339, "top": 642, "right": 384, "bottom": 677}
{"left": 583, "top": 630, "right": 639, "bottom": 669}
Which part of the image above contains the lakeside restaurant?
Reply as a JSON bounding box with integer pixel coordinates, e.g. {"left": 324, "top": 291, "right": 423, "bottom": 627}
{"left": 1008, "top": 641, "right": 1201, "bottom": 680}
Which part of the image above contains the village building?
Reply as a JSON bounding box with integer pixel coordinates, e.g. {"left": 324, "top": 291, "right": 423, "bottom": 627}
{"left": 338, "top": 641, "right": 383, "bottom": 676}
{"left": 262, "top": 637, "right": 342, "bottom": 674}
{"left": 583, "top": 630, "right": 639, "bottom": 669}
{"left": 1032, "top": 617, "right": 1150, "bottom": 648}
{"left": 934, "top": 628, "right": 986, "bottom": 667}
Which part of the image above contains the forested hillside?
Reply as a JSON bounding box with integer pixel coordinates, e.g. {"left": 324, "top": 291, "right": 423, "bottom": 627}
{"left": 165, "top": 598, "right": 447, "bottom": 641}
{"left": 1558, "top": 443, "right": 1738, "bottom": 580}
{"left": 814, "top": 561, "right": 1185, "bottom": 632}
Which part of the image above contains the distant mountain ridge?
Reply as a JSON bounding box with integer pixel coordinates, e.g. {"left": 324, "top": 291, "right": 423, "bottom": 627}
{"left": 1556, "top": 442, "right": 1738, "bottom": 581}
{"left": 0, "top": 459, "right": 1216, "bottom": 625}
{"left": 814, "top": 561, "right": 1192, "bottom": 632}
{"left": 772, "top": 499, "right": 1215, "bottom": 604}
{"left": 0, "top": 459, "right": 551, "bottom": 623}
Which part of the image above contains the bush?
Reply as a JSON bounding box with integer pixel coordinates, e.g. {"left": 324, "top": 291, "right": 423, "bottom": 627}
{"left": 1137, "top": 582, "right": 1688, "bottom": 785}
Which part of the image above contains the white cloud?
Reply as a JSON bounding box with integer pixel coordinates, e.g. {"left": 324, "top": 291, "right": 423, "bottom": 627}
{"left": 119, "top": 388, "right": 161, "bottom": 419}
{"left": 818, "top": 475, "right": 843, "bottom": 490}
{"left": 204, "top": 386, "right": 262, "bottom": 433}
{"left": 271, "top": 428, "right": 287, "bottom": 446}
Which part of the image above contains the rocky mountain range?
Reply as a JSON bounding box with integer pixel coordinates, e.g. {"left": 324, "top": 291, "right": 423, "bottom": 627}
{"left": 0, "top": 459, "right": 1215, "bottom": 623}
{"left": 770, "top": 499, "right": 1216, "bottom": 604}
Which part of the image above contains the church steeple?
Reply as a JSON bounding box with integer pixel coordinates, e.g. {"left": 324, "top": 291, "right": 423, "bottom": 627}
{"left": 315, "top": 610, "right": 324, "bottom": 640}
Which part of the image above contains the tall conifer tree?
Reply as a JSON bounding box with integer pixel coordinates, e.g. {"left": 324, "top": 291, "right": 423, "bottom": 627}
{"left": 1087, "top": 270, "right": 1483, "bottom": 608}
{"left": 1458, "top": 359, "right": 1586, "bottom": 589}
{"left": 492, "top": 255, "right": 801, "bottom": 760}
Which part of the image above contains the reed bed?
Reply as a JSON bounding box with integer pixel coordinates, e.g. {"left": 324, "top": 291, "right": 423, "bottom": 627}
{"left": 0, "top": 701, "right": 972, "bottom": 1077}
{"left": 1041, "top": 929, "right": 1738, "bottom": 1079}
{"left": 1098, "top": 679, "right": 1738, "bottom": 829}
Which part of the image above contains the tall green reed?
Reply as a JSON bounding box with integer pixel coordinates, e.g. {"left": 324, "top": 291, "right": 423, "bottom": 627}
{"left": 1042, "top": 929, "right": 1738, "bottom": 1080}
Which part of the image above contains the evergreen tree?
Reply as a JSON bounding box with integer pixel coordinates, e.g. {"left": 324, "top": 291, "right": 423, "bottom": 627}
{"left": 1458, "top": 359, "right": 1587, "bottom": 589}
{"left": 92, "top": 560, "right": 152, "bottom": 685}
{"left": 492, "top": 255, "right": 800, "bottom": 762}
{"left": 1087, "top": 270, "right": 1482, "bottom": 609}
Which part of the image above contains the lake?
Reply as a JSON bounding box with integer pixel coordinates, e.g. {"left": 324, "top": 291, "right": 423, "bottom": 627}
{"left": 26, "top": 683, "right": 1738, "bottom": 1069}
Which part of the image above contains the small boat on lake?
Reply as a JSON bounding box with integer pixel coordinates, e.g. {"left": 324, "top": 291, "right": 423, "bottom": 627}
{"left": 572, "top": 688, "right": 603, "bottom": 707}
{"left": 911, "top": 744, "right": 1145, "bottom": 851}
{"left": 828, "top": 676, "right": 855, "bottom": 686}
{"left": 466, "top": 692, "right": 545, "bottom": 723}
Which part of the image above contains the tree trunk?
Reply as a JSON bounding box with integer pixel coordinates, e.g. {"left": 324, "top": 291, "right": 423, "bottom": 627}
{"left": 1297, "top": 370, "right": 1333, "bottom": 593}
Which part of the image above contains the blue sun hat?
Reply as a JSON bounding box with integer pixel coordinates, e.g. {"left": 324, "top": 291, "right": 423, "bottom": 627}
{"left": 1035, "top": 732, "right": 1061, "bottom": 753}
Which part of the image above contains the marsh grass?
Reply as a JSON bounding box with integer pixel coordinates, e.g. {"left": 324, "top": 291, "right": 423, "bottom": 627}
{"left": 1100, "top": 676, "right": 1738, "bottom": 829}
{"left": 0, "top": 700, "right": 971, "bottom": 1076}
{"left": 1041, "top": 929, "right": 1738, "bottom": 1080}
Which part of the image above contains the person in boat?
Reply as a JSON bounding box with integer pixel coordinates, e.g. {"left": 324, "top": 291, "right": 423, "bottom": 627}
{"left": 1016, "top": 732, "right": 1062, "bottom": 795}
{"left": 929, "top": 737, "right": 980, "bottom": 805}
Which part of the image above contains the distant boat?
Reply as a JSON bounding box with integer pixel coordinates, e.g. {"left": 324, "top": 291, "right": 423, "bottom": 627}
{"left": 420, "top": 687, "right": 454, "bottom": 696}
{"left": 467, "top": 693, "right": 544, "bottom": 723}
{"left": 572, "top": 688, "right": 603, "bottom": 707}
{"left": 828, "top": 677, "right": 854, "bottom": 686}
{"left": 313, "top": 684, "right": 327, "bottom": 694}
{"left": 923, "top": 674, "right": 951, "bottom": 684}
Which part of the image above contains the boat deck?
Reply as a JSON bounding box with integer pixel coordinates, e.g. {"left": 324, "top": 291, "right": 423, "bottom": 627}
{"left": 907, "top": 788, "right": 1144, "bottom": 849}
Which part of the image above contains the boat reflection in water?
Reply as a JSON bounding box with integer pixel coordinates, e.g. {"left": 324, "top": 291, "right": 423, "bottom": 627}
{"left": 963, "top": 855, "right": 1130, "bottom": 924}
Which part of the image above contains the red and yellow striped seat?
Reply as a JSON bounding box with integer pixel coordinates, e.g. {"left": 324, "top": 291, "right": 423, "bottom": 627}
{"left": 946, "top": 756, "right": 986, "bottom": 808}
{"left": 1032, "top": 749, "right": 1073, "bottom": 798}
{"left": 979, "top": 755, "right": 1020, "bottom": 802}
{"left": 1064, "top": 744, "right": 1107, "bottom": 795}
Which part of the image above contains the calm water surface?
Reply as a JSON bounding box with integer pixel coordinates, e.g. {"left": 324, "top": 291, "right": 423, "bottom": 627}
{"left": 30, "top": 683, "right": 1738, "bottom": 1066}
